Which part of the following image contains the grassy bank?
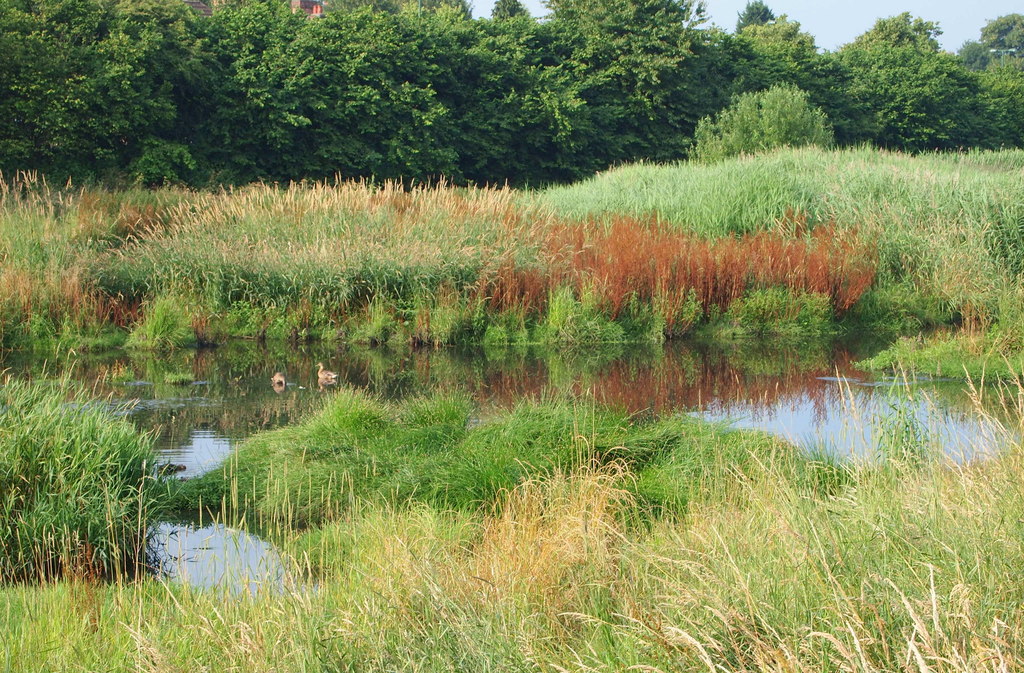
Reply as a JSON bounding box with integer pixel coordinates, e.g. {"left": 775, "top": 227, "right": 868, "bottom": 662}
{"left": 0, "top": 149, "right": 925, "bottom": 351}
{"left": 0, "top": 378, "right": 162, "bottom": 581}
{"left": 538, "top": 147, "right": 1024, "bottom": 374}
{"left": 4, "top": 147, "right": 1024, "bottom": 365}
{"left": 2, "top": 383, "right": 1021, "bottom": 671}
{"left": 858, "top": 328, "right": 1024, "bottom": 380}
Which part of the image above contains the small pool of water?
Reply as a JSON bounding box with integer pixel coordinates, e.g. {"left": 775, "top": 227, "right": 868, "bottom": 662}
{"left": 148, "top": 520, "right": 292, "bottom": 593}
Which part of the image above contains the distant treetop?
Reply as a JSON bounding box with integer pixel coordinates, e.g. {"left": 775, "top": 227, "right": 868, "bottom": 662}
{"left": 492, "top": 0, "right": 529, "bottom": 19}
{"left": 736, "top": 1, "right": 774, "bottom": 32}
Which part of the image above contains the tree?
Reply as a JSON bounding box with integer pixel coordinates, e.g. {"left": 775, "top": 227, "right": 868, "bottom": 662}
{"left": 728, "top": 16, "right": 865, "bottom": 145}
{"left": 735, "top": 0, "right": 773, "bottom": 32}
{"left": 958, "top": 40, "right": 991, "bottom": 71}
{"left": 330, "top": 0, "right": 471, "bottom": 18}
{"left": 546, "top": 0, "right": 711, "bottom": 169}
{"left": 838, "top": 13, "right": 988, "bottom": 150}
{"left": 692, "top": 83, "right": 833, "bottom": 162}
{"left": 981, "top": 13, "right": 1024, "bottom": 52}
{"left": 980, "top": 66, "right": 1024, "bottom": 147}
{"left": 491, "top": 0, "right": 528, "bottom": 19}
{"left": 958, "top": 16, "right": 1024, "bottom": 71}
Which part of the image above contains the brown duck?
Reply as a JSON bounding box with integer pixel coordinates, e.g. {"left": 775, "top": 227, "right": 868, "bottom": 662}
{"left": 317, "top": 362, "right": 339, "bottom": 386}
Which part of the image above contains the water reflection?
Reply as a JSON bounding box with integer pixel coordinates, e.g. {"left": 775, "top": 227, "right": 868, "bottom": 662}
{"left": 0, "top": 337, "right": 1011, "bottom": 473}
{"left": 148, "top": 521, "right": 290, "bottom": 593}
{"left": 4, "top": 338, "right": 1013, "bottom": 591}
{"left": 700, "top": 374, "right": 1010, "bottom": 461}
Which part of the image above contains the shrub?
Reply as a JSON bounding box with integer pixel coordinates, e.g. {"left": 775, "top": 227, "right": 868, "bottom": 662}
{"left": 693, "top": 84, "right": 834, "bottom": 162}
{"left": 537, "top": 287, "right": 626, "bottom": 345}
{"left": 0, "top": 379, "right": 161, "bottom": 581}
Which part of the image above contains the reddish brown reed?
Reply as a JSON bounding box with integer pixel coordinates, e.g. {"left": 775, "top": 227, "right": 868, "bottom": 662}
{"left": 482, "top": 216, "right": 876, "bottom": 327}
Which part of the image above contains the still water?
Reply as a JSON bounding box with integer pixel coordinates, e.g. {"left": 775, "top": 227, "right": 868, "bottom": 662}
{"left": 3, "top": 337, "right": 1014, "bottom": 590}
{"left": 2, "top": 338, "right": 1011, "bottom": 470}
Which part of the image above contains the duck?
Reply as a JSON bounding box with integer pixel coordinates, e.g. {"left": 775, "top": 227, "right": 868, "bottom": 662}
{"left": 271, "top": 372, "right": 286, "bottom": 387}
{"left": 317, "top": 362, "right": 339, "bottom": 386}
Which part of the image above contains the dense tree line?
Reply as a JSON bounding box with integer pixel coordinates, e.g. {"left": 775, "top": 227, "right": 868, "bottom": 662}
{"left": 1, "top": 0, "right": 1023, "bottom": 186}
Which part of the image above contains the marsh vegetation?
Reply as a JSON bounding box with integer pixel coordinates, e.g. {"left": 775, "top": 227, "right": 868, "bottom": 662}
{"left": 3, "top": 146, "right": 1024, "bottom": 670}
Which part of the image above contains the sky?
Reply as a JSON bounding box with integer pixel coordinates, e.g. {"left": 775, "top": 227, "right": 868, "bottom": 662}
{"left": 472, "top": 0, "right": 1020, "bottom": 53}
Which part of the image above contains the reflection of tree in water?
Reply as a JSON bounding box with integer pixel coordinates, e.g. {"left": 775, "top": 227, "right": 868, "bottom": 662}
{"left": 1, "top": 339, "right": 992, "bottom": 456}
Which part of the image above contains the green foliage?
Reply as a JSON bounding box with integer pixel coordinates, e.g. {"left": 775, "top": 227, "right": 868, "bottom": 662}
{"left": 724, "top": 288, "right": 833, "bottom": 337}
{"left": 844, "top": 284, "right": 952, "bottom": 336}
{"left": 857, "top": 328, "right": 1024, "bottom": 380}
{"left": 735, "top": 0, "right": 773, "bottom": 32}
{"left": 874, "top": 393, "right": 929, "bottom": 465}
{"left": 538, "top": 287, "right": 626, "bottom": 345}
{"left": 980, "top": 66, "right": 1024, "bottom": 147}
{"left": 0, "top": 379, "right": 161, "bottom": 581}
{"left": 981, "top": 13, "right": 1024, "bottom": 54}
{"left": 410, "top": 289, "right": 483, "bottom": 346}
{"left": 178, "top": 389, "right": 791, "bottom": 522}
{"left": 838, "top": 13, "right": 990, "bottom": 151}
{"left": 958, "top": 40, "right": 992, "bottom": 71}
{"left": 162, "top": 371, "right": 193, "bottom": 385}
{"left": 126, "top": 295, "right": 195, "bottom": 350}
{"left": 350, "top": 299, "right": 400, "bottom": 346}
{"left": 539, "top": 147, "right": 1024, "bottom": 319}
{"left": 692, "top": 84, "right": 834, "bottom": 162}
{"left": 520, "top": 0, "right": 716, "bottom": 170}
{"left": 491, "top": 0, "right": 528, "bottom": 19}
{"left": 0, "top": 0, "right": 1021, "bottom": 183}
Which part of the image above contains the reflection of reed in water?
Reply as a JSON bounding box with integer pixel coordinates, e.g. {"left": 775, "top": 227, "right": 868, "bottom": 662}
{"left": 3, "top": 339, "right": 1001, "bottom": 467}
{"left": 471, "top": 343, "right": 854, "bottom": 424}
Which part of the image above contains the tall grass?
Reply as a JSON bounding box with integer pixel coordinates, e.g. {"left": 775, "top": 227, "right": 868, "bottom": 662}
{"left": 484, "top": 216, "right": 875, "bottom": 329}
{"left": 0, "top": 155, "right": 922, "bottom": 349}
{"left": 539, "top": 146, "right": 1024, "bottom": 319}
{"left": 0, "top": 378, "right": 161, "bottom": 581}
{"left": 3, "top": 408, "right": 1021, "bottom": 671}
{"left": 177, "top": 388, "right": 787, "bottom": 524}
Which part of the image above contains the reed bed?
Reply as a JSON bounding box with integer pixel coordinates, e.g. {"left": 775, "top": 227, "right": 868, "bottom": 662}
{"left": 3, "top": 151, "right": 961, "bottom": 350}
{"left": 485, "top": 217, "right": 875, "bottom": 332}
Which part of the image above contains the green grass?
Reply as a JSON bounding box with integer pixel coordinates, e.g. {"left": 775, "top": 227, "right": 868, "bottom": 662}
{"left": 3, "top": 395, "right": 1022, "bottom": 671}
{"left": 0, "top": 378, "right": 162, "bottom": 581}
{"left": 176, "top": 388, "right": 791, "bottom": 525}
{"left": 162, "top": 371, "right": 193, "bottom": 385}
{"left": 538, "top": 146, "right": 1024, "bottom": 311}
{"left": 859, "top": 330, "right": 1024, "bottom": 380}
{"left": 126, "top": 295, "right": 196, "bottom": 350}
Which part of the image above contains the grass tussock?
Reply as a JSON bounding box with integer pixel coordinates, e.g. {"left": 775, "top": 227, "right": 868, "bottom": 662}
{"left": 0, "top": 378, "right": 161, "bottom": 582}
{"left": 177, "top": 388, "right": 787, "bottom": 525}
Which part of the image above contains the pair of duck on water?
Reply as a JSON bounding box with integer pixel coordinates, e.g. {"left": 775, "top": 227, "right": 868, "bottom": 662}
{"left": 271, "top": 362, "right": 338, "bottom": 389}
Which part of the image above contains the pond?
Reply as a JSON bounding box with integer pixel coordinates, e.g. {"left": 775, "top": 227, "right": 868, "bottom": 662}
{"left": 2, "top": 337, "right": 1013, "bottom": 590}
